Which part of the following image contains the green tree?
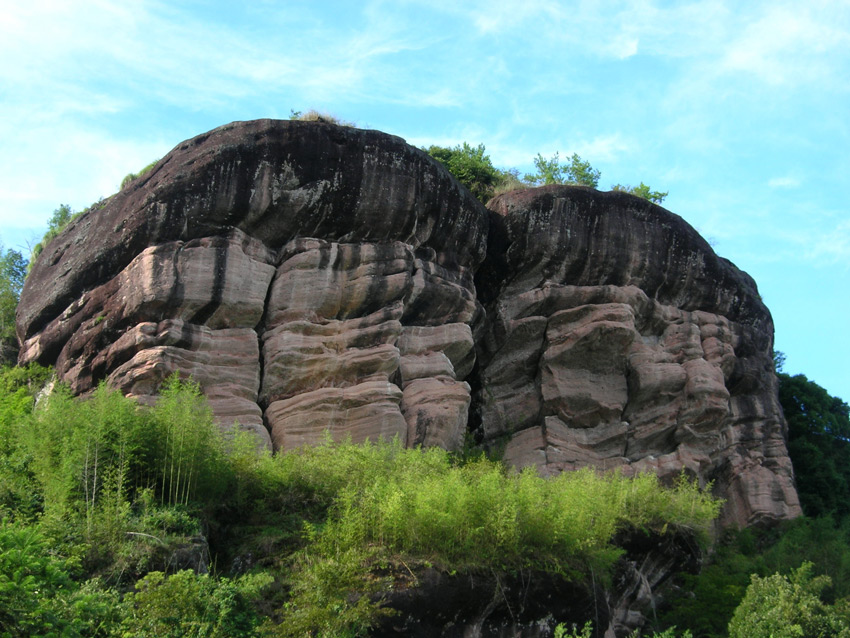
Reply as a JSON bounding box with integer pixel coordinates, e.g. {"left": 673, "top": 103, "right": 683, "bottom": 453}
{"left": 0, "top": 519, "right": 120, "bottom": 637}
{"left": 612, "top": 182, "right": 668, "bottom": 204}
{"left": 523, "top": 152, "right": 601, "bottom": 188}
{"left": 779, "top": 372, "right": 850, "bottom": 519}
{"left": 425, "top": 142, "right": 501, "bottom": 202}
{"left": 0, "top": 248, "right": 26, "bottom": 365}
{"left": 728, "top": 562, "right": 850, "bottom": 638}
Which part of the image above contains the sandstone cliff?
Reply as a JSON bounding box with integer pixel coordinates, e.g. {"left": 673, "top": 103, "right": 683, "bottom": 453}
{"left": 17, "top": 119, "right": 800, "bottom": 533}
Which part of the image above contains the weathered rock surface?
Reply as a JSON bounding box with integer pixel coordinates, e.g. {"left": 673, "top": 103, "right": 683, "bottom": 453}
{"left": 17, "top": 120, "right": 799, "bottom": 534}
{"left": 475, "top": 186, "right": 800, "bottom": 528}
{"left": 18, "top": 120, "right": 486, "bottom": 452}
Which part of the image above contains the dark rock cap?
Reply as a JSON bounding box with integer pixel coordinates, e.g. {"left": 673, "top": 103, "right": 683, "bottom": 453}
{"left": 18, "top": 119, "right": 490, "bottom": 344}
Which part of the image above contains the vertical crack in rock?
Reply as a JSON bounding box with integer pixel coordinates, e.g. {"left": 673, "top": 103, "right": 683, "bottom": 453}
{"left": 254, "top": 246, "right": 283, "bottom": 442}
{"left": 187, "top": 241, "right": 227, "bottom": 325}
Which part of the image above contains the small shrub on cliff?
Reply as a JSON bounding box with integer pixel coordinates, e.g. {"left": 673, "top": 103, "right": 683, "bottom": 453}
{"left": 425, "top": 142, "right": 502, "bottom": 202}
{"left": 28, "top": 199, "right": 107, "bottom": 269}
{"left": 289, "top": 108, "right": 355, "bottom": 126}
{"left": 612, "top": 182, "right": 668, "bottom": 204}
{"left": 523, "top": 152, "right": 601, "bottom": 187}
{"left": 120, "top": 159, "right": 159, "bottom": 190}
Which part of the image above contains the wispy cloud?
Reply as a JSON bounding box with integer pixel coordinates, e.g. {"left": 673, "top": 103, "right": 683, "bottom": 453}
{"left": 768, "top": 176, "right": 801, "bottom": 189}
{"left": 807, "top": 220, "right": 850, "bottom": 267}
{"left": 720, "top": 4, "right": 850, "bottom": 87}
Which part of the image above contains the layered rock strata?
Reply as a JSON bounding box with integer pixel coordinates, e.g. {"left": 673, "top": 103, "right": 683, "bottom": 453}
{"left": 477, "top": 186, "right": 800, "bottom": 527}
{"left": 18, "top": 119, "right": 486, "bottom": 451}
{"left": 17, "top": 119, "right": 800, "bottom": 529}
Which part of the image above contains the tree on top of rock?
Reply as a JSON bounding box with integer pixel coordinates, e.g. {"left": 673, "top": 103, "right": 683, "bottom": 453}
{"left": 523, "top": 152, "right": 601, "bottom": 188}
{"left": 612, "top": 182, "right": 668, "bottom": 204}
{"left": 425, "top": 143, "right": 501, "bottom": 203}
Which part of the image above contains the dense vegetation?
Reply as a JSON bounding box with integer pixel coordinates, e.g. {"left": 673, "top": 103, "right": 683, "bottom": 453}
{"left": 0, "top": 365, "right": 720, "bottom": 637}
{"left": 654, "top": 360, "right": 850, "bottom": 637}
{"left": 4, "top": 359, "right": 846, "bottom": 636}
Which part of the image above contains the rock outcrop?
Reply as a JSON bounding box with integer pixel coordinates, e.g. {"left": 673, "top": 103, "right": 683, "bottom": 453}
{"left": 475, "top": 186, "right": 800, "bottom": 528}
{"left": 18, "top": 120, "right": 486, "bottom": 452}
{"left": 17, "top": 119, "right": 800, "bottom": 534}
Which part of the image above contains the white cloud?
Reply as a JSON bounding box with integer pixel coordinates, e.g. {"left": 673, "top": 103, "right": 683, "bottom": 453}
{"left": 768, "top": 176, "right": 801, "bottom": 189}
{"left": 720, "top": 4, "right": 850, "bottom": 86}
{"left": 807, "top": 219, "right": 850, "bottom": 266}
{"left": 573, "top": 134, "right": 631, "bottom": 163}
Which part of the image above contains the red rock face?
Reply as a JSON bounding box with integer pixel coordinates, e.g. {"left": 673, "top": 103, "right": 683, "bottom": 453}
{"left": 477, "top": 187, "right": 800, "bottom": 527}
{"left": 17, "top": 120, "right": 800, "bottom": 528}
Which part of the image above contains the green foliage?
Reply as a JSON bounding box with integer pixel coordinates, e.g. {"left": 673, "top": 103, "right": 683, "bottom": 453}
{"left": 120, "top": 159, "right": 159, "bottom": 190}
{"left": 660, "top": 527, "right": 768, "bottom": 637}
{"left": 274, "top": 544, "right": 391, "bottom": 638}
{"left": 119, "top": 569, "right": 272, "bottom": 638}
{"left": 612, "top": 182, "right": 668, "bottom": 204}
{"left": 0, "top": 364, "right": 49, "bottom": 520}
{"left": 779, "top": 372, "right": 850, "bottom": 519}
{"left": 29, "top": 200, "right": 106, "bottom": 269}
{"left": 12, "top": 375, "right": 234, "bottom": 582}
{"left": 661, "top": 517, "right": 850, "bottom": 637}
{"left": 426, "top": 142, "right": 501, "bottom": 202}
{"left": 556, "top": 621, "right": 594, "bottom": 638}
{"left": 0, "top": 248, "right": 27, "bottom": 365}
{"left": 24, "top": 375, "right": 230, "bottom": 523}
{"left": 655, "top": 357, "right": 850, "bottom": 636}
{"left": 25, "top": 382, "right": 145, "bottom": 524}
{"left": 555, "top": 621, "right": 691, "bottom": 637}
{"left": 728, "top": 562, "right": 850, "bottom": 638}
{"left": 762, "top": 517, "right": 850, "bottom": 602}
{"left": 0, "top": 368, "right": 721, "bottom": 636}
{"left": 0, "top": 519, "right": 120, "bottom": 638}
{"left": 524, "top": 152, "right": 601, "bottom": 187}
{"left": 318, "top": 445, "right": 716, "bottom": 573}
{"left": 149, "top": 375, "right": 230, "bottom": 507}
{"left": 30, "top": 203, "right": 74, "bottom": 264}
{"left": 276, "top": 443, "right": 719, "bottom": 635}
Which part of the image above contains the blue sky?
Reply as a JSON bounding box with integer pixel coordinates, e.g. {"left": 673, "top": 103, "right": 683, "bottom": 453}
{"left": 1, "top": 0, "right": 848, "bottom": 401}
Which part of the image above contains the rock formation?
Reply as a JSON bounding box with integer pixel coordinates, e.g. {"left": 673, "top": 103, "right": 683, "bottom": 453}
{"left": 17, "top": 119, "right": 800, "bottom": 536}
{"left": 475, "top": 186, "right": 801, "bottom": 528}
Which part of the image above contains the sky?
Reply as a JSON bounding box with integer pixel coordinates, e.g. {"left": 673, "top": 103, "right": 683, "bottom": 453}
{"left": 1, "top": 0, "right": 848, "bottom": 401}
